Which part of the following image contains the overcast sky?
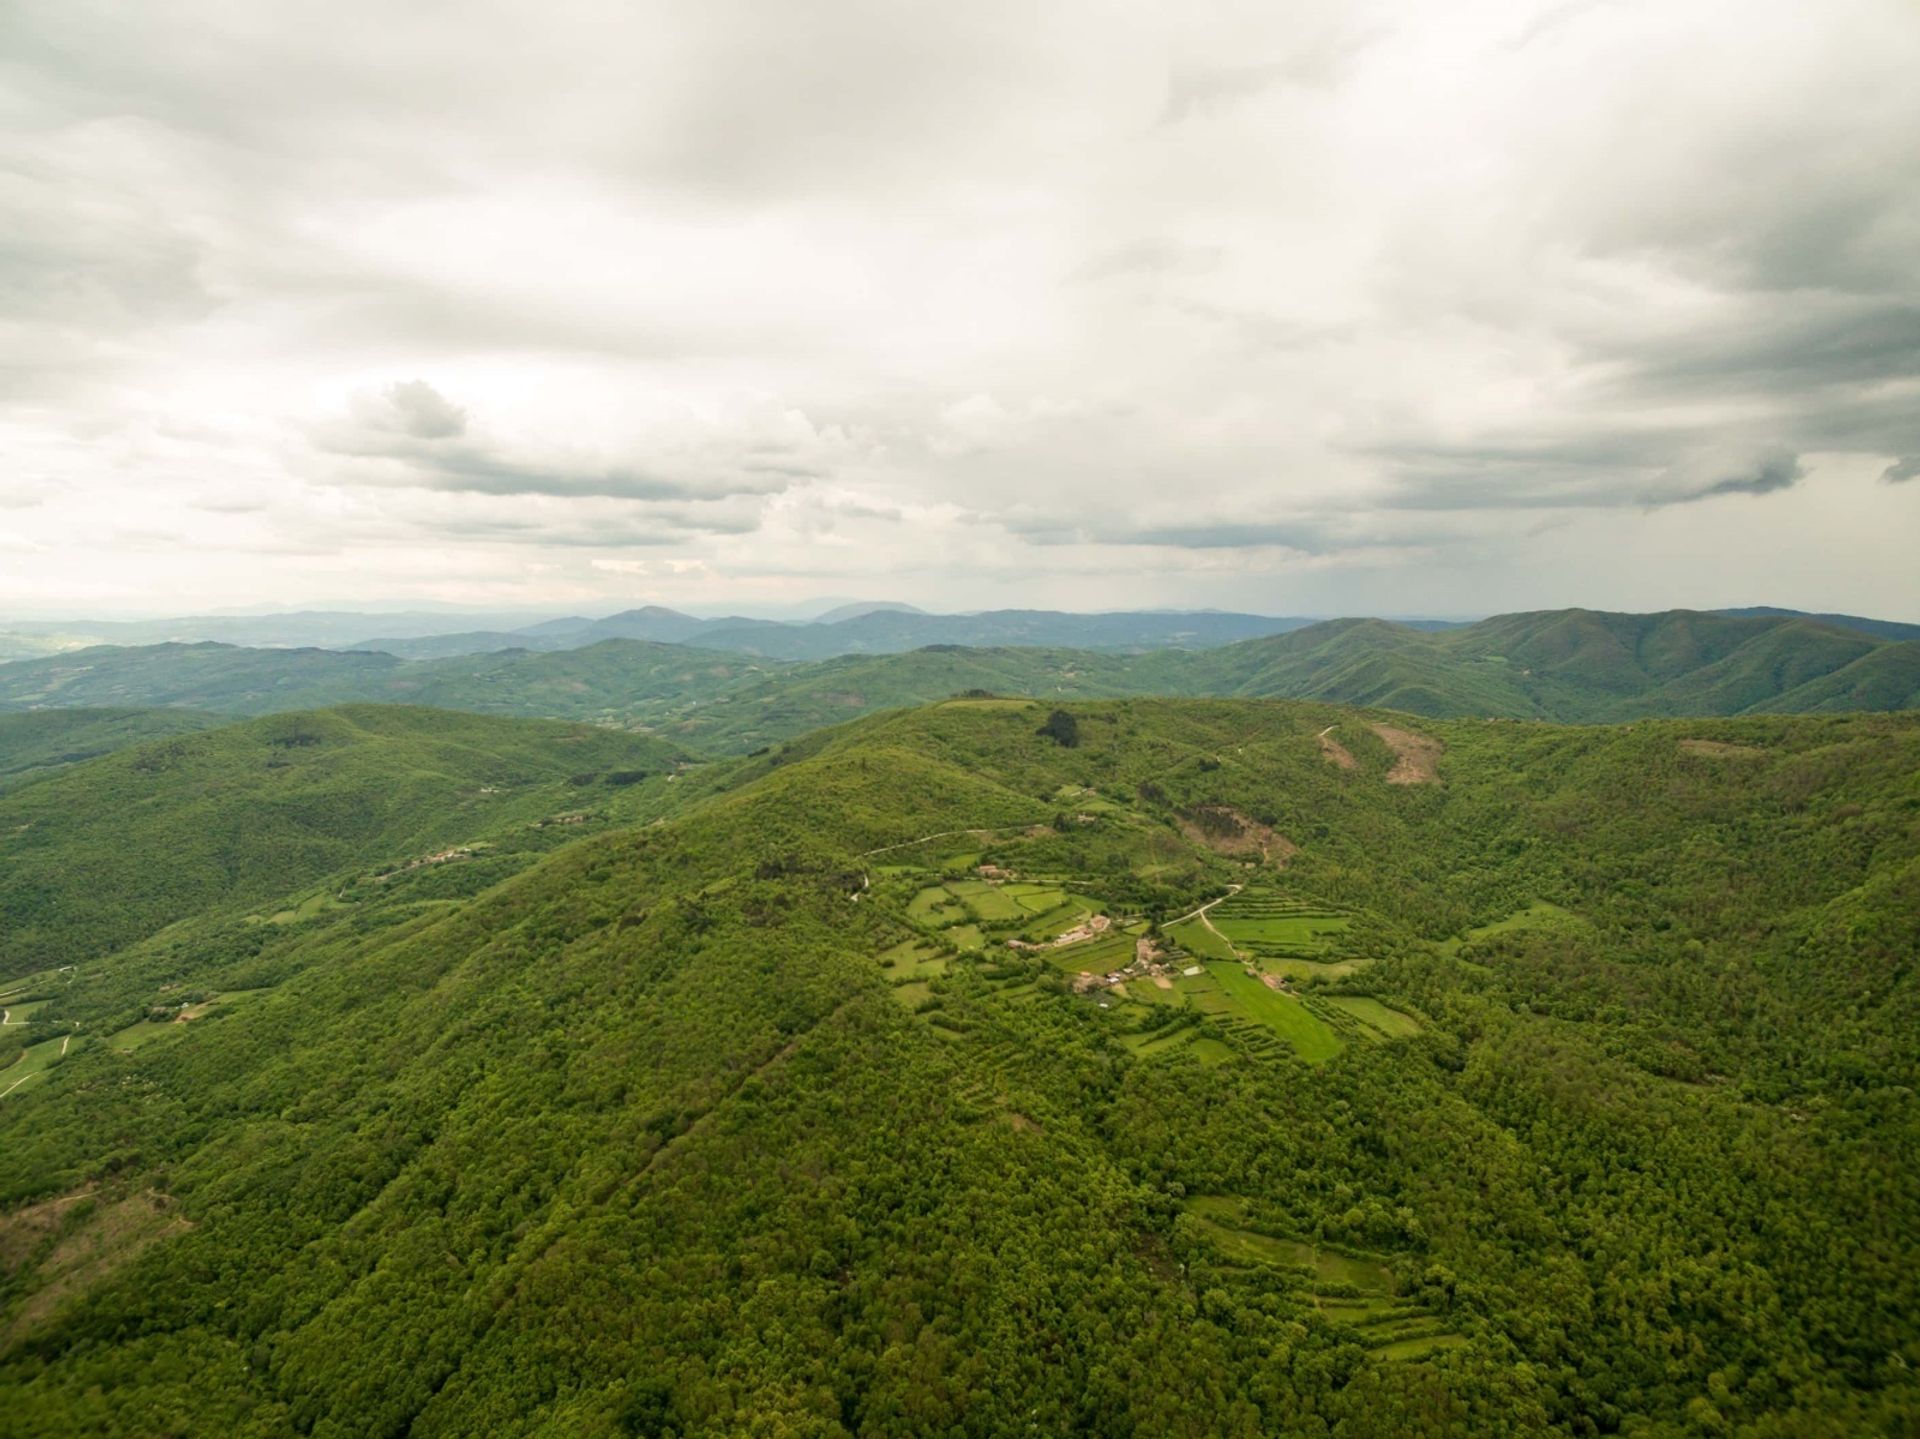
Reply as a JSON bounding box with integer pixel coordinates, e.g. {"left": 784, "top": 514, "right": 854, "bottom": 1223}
{"left": 3, "top": 0, "right": 1917, "bottom": 620}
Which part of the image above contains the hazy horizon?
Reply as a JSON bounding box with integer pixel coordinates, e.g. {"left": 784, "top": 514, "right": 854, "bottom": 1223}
{"left": 4, "top": 595, "right": 1915, "bottom": 632}
{"left": 5, "top": 0, "right": 1917, "bottom": 619}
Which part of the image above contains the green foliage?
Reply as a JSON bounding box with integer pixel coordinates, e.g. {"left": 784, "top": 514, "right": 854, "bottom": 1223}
{"left": 0, "top": 705, "right": 688, "bottom": 977}
{"left": 0, "top": 707, "right": 223, "bottom": 792}
{"left": 0, "top": 697, "right": 1916, "bottom": 1436}
{"left": 3, "top": 609, "right": 1914, "bottom": 763}
{"left": 1038, "top": 707, "right": 1082, "bottom": 747}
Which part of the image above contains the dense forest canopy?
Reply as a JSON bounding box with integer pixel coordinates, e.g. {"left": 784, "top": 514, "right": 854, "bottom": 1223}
{"left": 2, "top": 695, "right": 1916, "bottom": 1436}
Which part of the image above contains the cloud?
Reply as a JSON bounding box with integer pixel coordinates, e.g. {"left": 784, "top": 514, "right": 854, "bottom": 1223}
{"left": 361, "top": 380, "right": 467, "bottom": 440}
{"left": 0, "top": 0, "right": 1916, "bottom": 618}
{"left": 1685, "top": 452, "right": 1804, "bottom": 501}
{"left": 314, "top": 382, "right": 813, "bottom": 502}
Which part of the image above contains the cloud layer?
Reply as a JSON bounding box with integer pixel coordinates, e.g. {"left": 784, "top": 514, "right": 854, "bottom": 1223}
{"left": 2, "top": 0, "right": 1917, "bottom": 618}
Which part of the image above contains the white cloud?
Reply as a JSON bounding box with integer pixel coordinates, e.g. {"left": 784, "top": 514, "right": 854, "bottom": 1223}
{"left": 0, "top": 0, "right": 1916, "bottom": 618}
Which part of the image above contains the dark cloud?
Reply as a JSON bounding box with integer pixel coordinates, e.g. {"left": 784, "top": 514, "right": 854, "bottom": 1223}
{"left": 1883, "top": 457, "right": 1920, "bottom": 484}
{"left": 1689, "top": 453, "right": 1804, "bottom": 500}
{"left": 315, "top": 383, "right": 800, "bottom": 502}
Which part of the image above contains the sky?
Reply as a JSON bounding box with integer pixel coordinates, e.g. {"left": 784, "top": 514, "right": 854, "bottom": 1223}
{"left": 2, "top": 0, "right": 1918, "bottom": 621}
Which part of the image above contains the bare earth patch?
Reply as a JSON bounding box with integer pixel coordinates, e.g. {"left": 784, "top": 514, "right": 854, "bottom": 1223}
{"left": 1370, "top": 724, "right": 1443, "bottom": 785}
{"left": 1679, "top": 739, "right": 1765, "bottom": 759}
{"left": 1317, "top": 725, "right": 1358, "bottom": 770}
{"left": 1, "top": 1188, "right": 192, "bottom": 1344}
{"left": 1177, "top": 805, "right": 1300, "bottom": 867}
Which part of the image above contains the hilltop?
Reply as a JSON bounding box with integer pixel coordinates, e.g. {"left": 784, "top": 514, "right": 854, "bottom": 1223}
{"left": 0, "top": 708, "right": 222, "bottom": 793}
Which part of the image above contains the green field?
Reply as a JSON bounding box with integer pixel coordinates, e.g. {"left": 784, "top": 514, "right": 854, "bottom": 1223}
{"left": 1048, "top": 931, "right": 1134, "bottom": 973}
{"left": 1321, "top": 995, "right": 1421, "bottom": 1038}
{"left": 1209, "top": 891, "right": 1353, "bottom": 957}
{"left": 0, "top": 1034, "right": 72, "bottom": 1098}
{"left": 1441, "top": 900, "right": 1587, "bottom": 955}
{"left": 105, "top": 989, "right": 272, "bottom": 1052}
{"left": 1165, "top": 916, "right": 1236, "bottom": 961}
{"left": 942, "top": 879, "right": 1027, "bottom": 922}
{"left": 1202, "top": 961, "right": 1344, "bottom": 1062}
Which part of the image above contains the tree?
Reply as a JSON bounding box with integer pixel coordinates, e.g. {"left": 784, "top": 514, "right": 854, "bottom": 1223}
{"left": 1039, "top": 709, "right": 1081, "bottom": 748}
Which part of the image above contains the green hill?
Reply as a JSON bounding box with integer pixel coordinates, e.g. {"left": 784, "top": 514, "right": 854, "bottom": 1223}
{"left": 1185, "top": 608, "right": 1920, "bottom": 721}
{"left": 0, "top": 706, "right": 688, "bottom": 977}
{"left": 1, "top": 611, "right": 1916, "bottom": 761}
{"left": 0, "top": 708, "right": 223, "bottom": 793}
{"left": 660, "top": 645, "right": 1152, "bottom": 751}
{"left": 0, "top": 642, "right": 403, "bottom": 711}
{"left": 1, "top": 698, "right": 1916, "bottom": 1435}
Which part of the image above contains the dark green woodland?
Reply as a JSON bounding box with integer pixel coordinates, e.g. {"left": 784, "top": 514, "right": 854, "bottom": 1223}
{"left": 1, "top": 649, "right": 1916, "bottom": 1436}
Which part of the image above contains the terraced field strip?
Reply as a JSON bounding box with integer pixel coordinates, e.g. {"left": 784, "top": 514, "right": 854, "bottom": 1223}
{"left": 1205, "top": 961, "right": 1343, "bottom": 1062}
{"left": 1049, "top": 931, "right": 1133, "bottom": 973}
{"left": 1185, "top": 1200, "right": 1463, "bottom": 1361}
{"left": 1211, "top": 892, "right": 1353, "bottom": 957}
{"left": 943, "top": 878, "right": 1029, "bottom": 923}
{"left": 1319, "top": 995, "right": 1421, "bottom": 1039}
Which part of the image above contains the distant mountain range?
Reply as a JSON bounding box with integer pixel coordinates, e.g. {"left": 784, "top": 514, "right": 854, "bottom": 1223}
{"left": 350, "top": 606, "right": 1337, "bottom": 660}
{"left": 1, "top": 608, "right": 1914, "bottom": 757}
{"left": 8, "top": 601, "right": 1913, "bottom": 666}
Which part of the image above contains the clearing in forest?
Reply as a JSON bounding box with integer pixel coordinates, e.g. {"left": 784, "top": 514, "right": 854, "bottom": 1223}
{"left": 1175, "top": 805, "right": 1300, "bottom": 866}
{"left": 104, "top": 989, "right": 271, "bottom": 1053}
{"left": 0, "top": 1189, "right": 193, "bottom": 1344}
{"left": 0, "top": 1034, "right": 72, "bottom": 1099}
{"left": 1316, "top": 725, "right": 1358, "bottom": 770}
{"left": 1369, "top": 723, "right": 1443, "bottom": 784}
{"left": 1319, "top": 995, "right": 1421, "bottom": 1039}
{"left": 1440, "top": 901, "right": 1587, "bottom": 957}
{"left": 1184, "top": 1196, "right": 1466, "bottom": 1362}
{"left": 1209, "top": 891, "right": 1352, "bottom": 959}
{"left": 1197, "top": 962, "right": 1344, "bottom": 1063}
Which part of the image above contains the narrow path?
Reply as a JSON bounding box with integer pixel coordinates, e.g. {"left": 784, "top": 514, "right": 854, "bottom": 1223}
{"left": 1168, "top": 884, "right": 1249, "bottom": 960}
{"left": 1168, "top": 883, "right": 1243, "bottom": 928}
{"left": 859, "top": 827, "right": 1004, "bottom": 859}
{"left": 1198, "top": 909, "right": 1244, "bottom": 960}
{"left": 0, "top": 1071, "right": 35, "bottom": 1100}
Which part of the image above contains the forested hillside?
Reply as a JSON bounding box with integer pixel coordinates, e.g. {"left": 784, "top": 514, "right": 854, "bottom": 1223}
{"left": 0, "top": 709, "right": 221, "bottom": 793}
{"left": 1178, "top": 608, "right": 1920, "bottom": 719}
{"left": 0, "top": 707, "right": 687, "bottom": 977}
{"left": 2, "top": 698, "right": 1916, "bottom": 1436}
{"left": 2, "top": 611, "right": 1913, "bottom": 752}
